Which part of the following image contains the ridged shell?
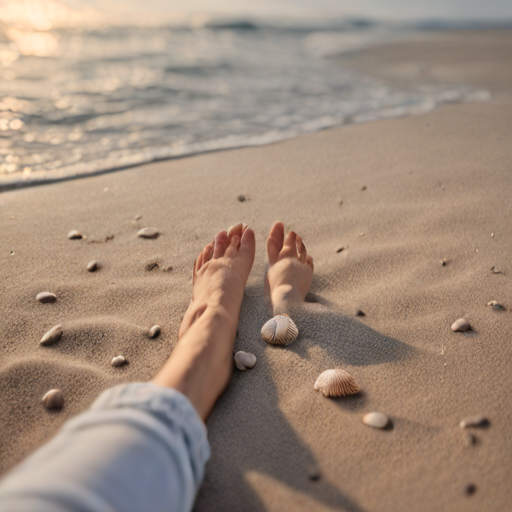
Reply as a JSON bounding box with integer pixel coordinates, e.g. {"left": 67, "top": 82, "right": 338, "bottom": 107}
{"left": 40, "top": 324, "right": 63, "bottom": 346}
{"left": 42, "top": 389, "right": 64, "bottom": 410}
{"left": 261, "top": 315, "right": 298, "bottom": 346}
{"left": 314, "top": 369, "right": 359, "bottom": 397}
{"left": 234, "top": 351, "right": 256, "bottom": 370}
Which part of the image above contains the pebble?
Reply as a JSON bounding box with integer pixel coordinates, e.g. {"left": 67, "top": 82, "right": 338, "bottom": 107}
{"left": 36, "top": 291, "right": 57, "bottom": 303}
{"left": 460, "top": 416, "right": 489, "bottom": 429}
{"left": 451, "top": 318, "right": 471, "bottom": 332}
{"left": 356, "top": 310, "right": 366, "bottom": 317}
{"left": 68, "top": 230, "right": 82, "bottom": 240}
{"left": 148, "top": 325, "right": 161, "bottom": 338}
{"left": 463, "top": 483, "right": 477, "bottom": 496}
{"left": 42, "top": 389, "right": 64, "bottom": 410}
{"left": 137, "top": 227, "right": 159, "bottom": 239}
{"left": 40, "top": 324, "right": 63, "bottom": 346}
{"left": 234, "top": 351, "right": 257, "bottom": 371}
{"left": 362, "top": 412, "right": 389, "bottom": 429}
{"left": 111, "top": 355, "right": 127, "bottom": 367}
{"left": 490, "top": 266, "right": 504, "bottom": 274}
{"left": 86, "top": 260, "right": 100, "bottom": 272}
{"left": 361, "top": 185, "right": 367, "bottom": 191}
{"left": 237, "top": 194, "right": 247, "bottom": 202}
{"left": 336, "top": 247, "right": 345, "bottom": 253}
{"left": 442, "top": 259, "right": 447, "bottom": 266}
{"left": 307, "top": 466, "right": 321, "bottom": 481}
{"left": 486, "top": 300, "right": 505, "bottom": 310}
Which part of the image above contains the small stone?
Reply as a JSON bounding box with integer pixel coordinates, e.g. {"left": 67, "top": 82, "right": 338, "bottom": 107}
{"left": 40, "top": 325, "right": 63, "bottom": 346}
{"left": 111, "top": 355, "right": 127, "bottom": 367}
{"left": 486, "top": 300, "right": 505, "bottom": 310}
{"left": 42, "top": 389, "right": 64, "bottom": 410}
{"left": 336, "top": 247, "right": 345, "bottom": 253}
{"left": 451, "top": 318, "right": 471, "bottom": 332}
{"left": 86, "top": 260, "right": 100, "bottom": 272}
{"left": 490, "top": 266, "right": 504, "bottom": 274}
{"left": 356, "top": 310, "right": 366, "bottom": 317}
{"left": 234, "top": 351, "right": 257, "bottom": 371}
{"left": 137, "top": 227, "right": 159, "bottom": 239}
{"left": 36, "top": 292, "right": 57, "bottom": 303}
{"left": 463, "top": 483, "right": 477, "bottom": 496}
{"left": 459, "top": 416, "right": 490, "bottom": 429}
{"left": 68, "top": 230, "right": 82, "bottom": 240}
{"left": 465, "top": 433, "right": 477, "bottom": 446}
{"left": 237, "top": 194, "right": 247, "bottom": 202}
{"left": 363, "top": 412, "right": 389, "bottom": 429}
{"left": 361, "top": 185, "right": 367, "bottom": 191}
{"left": 442, "top": 259, "right": 447, "bottom": 266}
{"left": 148, "top": 325, "right": 161, "bottom": 338}
{"left": 308, "top": 466, "right": 321, "bottom": 481}
{"left": 134, "top": 215, "right": 142, "bottom": 221}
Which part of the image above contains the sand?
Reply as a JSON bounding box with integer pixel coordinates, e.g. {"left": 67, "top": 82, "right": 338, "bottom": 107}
{"left": 1, "top": 30, "right": 512, "bottom": 512}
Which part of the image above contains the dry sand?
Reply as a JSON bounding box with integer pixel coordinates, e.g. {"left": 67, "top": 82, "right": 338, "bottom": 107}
{"left": 1, "top": 31, "right": 512, "bottom": 512}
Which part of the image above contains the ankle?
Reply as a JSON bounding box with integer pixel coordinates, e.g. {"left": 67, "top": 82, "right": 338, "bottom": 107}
{"left": 271, "top": 285, "right": 304, "bottom": 315}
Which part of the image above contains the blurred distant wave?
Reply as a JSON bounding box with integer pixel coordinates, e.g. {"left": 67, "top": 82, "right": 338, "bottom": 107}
{"left": 0, "top": 0, "right": 491, "bottom": 187}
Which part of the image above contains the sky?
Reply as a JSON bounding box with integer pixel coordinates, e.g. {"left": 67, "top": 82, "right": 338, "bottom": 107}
{"left": 62, "top": 0, "right": 512, "bottom": 22}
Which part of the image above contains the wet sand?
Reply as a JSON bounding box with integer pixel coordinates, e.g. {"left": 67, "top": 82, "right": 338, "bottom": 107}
{"left": 1, "top": 30, "right": 512, "bottom": 512}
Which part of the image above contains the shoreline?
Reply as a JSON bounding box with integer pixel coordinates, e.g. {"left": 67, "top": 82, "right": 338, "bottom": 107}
{"left": 1, "top": 29, "right": 511, "bottom": 512}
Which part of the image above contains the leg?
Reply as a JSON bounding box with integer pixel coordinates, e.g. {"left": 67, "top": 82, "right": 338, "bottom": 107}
{"left": 266, "top": 221, "right": 314, "bottom": 315}
{"left": 152, "top": 223, "right": 255, "bottom": 421}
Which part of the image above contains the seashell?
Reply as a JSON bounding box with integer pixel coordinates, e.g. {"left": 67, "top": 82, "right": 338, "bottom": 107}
{"left": 36, "top": 291, "right": 57, "bottom": 303}
{"left": 459, "top": 416, "right": 489, "bottom": 429}
{"left": 67, "top": 230, "right": 82, "bottom": 240}
{"left": 87, "top": 260, "right": 100, "bottom": 272}
{"left": 42, "top": 389, "right": 64, "bottom": 410}
{"left": 234, "top": 351, "right": 257, "bottom": 370}
{"left": 363, "top": 411, "right": 389, "bottom": 429}
{"left": 148, "top": 325, "right": 161, "bottom": 338}
{"left": 137, "top": 227, "right": 159, "bottom": 238}
{"left": 451, "top": 318, "right": 470, "bottom": 332}
{"left": 111, "top": 355, "right": 127, "bottom": 367}
{"left": 486, "top": 300, "right": 505, "bottom": 310}
{"left": 40, "top": 324, "right": 62, "bottom": 346}
{"left": 261, "top": 315, "right": 298, "bottom": 346}
{"left": 314, "top": 369, "right": 359, "bottom": 397}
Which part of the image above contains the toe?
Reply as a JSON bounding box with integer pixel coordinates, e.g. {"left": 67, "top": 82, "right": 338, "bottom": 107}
{"left": 225, "top": 235, "right": 241, "bottom": 258}
{"left": 279, "top": 230, "right": 298, "bottom": 259}
{"left": 296, "top": 235, "right": 307, "bottom": 263}
{"left": 267, "top": 221, "right": 285, "bottom": 266}
{"left": 239, "top": 227, "right": 256, "bottom": 273}
{"left": 306, "top": 254, "right": 314, "bottom": 270}
{"left": 203, "top": 242, "right": 214, "bottom": 265}
{"left": 228, "top": 223, "right": 245, "bottom": 245}
{"left": 213, "top": 231, "right": 229, "bottom": 259}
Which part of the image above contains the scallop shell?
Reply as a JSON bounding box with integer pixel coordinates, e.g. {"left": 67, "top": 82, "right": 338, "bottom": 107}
{"left": 42, "top": 389, "right": 64, "bottom": 410}
{"left": 261, "top": 315, "right": 298, "bottom": 346}
{"left": 314, "top": 369, "right": 359, "bottom": 397}
{"left": 234, "top": 351, "right": 257, "bottom": 370}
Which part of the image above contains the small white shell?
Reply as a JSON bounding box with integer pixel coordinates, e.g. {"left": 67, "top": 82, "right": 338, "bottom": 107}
{"left": 451, "top": 318, "right": 471, "bottom": 332}
{"left": 261, "top": 315, "right": 298, "bottom": 345}
{"left": 314, "top": 369, "right": 359, "bottom": 397}
{"left": 111, "top": 355, "right": 127, "bottom": 367}
{"left": 487, "top": 300, "right": 505, "bottom": 310}
{"left": 234, "top": 351, "right": 256, "bottom": 370}
{"left": 148, "top": 325, "right": 161, "bottom": 338}
{"left": 40, "top": 324, "right": 63, "bottom": 346}
{"left": 363, "top": 412, "right": 389, "bottom": 429}
{"left": 137, "top": 227, "right": 159, "bottom": 238}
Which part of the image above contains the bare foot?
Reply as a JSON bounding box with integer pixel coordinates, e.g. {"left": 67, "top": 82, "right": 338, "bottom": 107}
{"left": 153, "top": 223, "right": 255, "bottom": 420}
{"left": 266, "top": 221, "right": 314, "bottom": 315}
{"left": 179, "top": 223, "right": 255, "bottom": 339}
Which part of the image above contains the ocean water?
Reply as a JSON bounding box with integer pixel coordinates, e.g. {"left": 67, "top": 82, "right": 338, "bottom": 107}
{"left": 0, "top": 1, "right": 490, "bottom": 187}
